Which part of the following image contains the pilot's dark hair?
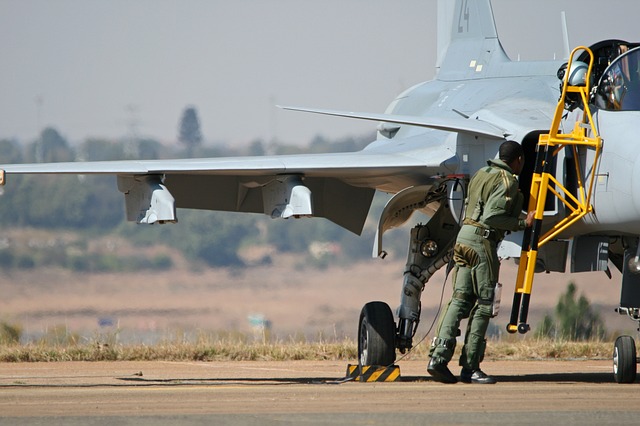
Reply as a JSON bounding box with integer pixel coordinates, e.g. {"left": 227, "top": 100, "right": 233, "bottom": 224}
{"left": 499, "top": 140, "right": 523, "bottom": 164}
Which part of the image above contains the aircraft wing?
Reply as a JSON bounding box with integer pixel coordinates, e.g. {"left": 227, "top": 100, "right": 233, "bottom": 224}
{"left": 0, "top": 102, "right": 523, "bottom": 237}
{"left": 0, "top": 150, "right": 433, "bottom": 177}
{"left": 279, "top": 105, "right": 510, "bottom": 139}
{"left": 0, "top": 146, "right": 454, "bottom": 235}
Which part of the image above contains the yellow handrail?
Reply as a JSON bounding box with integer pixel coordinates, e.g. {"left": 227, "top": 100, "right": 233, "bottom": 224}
{"left": 507, "top": 46, "right": 602, "bottom": 334}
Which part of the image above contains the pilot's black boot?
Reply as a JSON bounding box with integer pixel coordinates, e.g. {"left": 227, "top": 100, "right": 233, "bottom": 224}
{"left": 427, "top": 358, "right": 458, "bottom": 384}
{"left": 460, "top": 368, "right": 497, "bottom": 384}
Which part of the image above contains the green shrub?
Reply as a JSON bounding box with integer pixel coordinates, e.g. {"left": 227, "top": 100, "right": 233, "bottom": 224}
{"left": 0, "top": 321, "right": 22, "bottom": 345}
{"left": 535, "top": 282, "right": 607, "bottom": 341}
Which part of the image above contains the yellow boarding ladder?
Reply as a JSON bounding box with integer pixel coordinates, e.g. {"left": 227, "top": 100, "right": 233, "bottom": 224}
{"left": 507, "top": 47, "right": 602, "bottom": 334}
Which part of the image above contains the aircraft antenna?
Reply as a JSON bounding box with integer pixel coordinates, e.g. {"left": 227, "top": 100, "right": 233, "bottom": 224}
{"left": 561, "top": 11, "right": 570, "bottom": 59}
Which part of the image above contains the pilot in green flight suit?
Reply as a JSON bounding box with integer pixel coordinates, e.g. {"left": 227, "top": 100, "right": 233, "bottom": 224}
{"left": 428, "top": 140, "right": 534, "bottom": 384}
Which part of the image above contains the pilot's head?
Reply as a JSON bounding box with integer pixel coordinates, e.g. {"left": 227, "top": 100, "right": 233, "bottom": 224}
{"left": 557, "top": 61, "right": 588, "bottom": 86}
{"left": 499, "top": 140, "right": 525, "bottom": 175}
{"left": 568, "top": 61, "right": 588, "bottom": 86}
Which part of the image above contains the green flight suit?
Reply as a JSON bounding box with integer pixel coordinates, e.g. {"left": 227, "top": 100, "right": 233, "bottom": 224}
{"left": 430, "top": 158, "right": 526, "bottom": 371}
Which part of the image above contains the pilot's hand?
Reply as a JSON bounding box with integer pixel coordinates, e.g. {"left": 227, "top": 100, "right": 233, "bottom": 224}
{"left": 525, "top": 211, "right": 535, "bottom": 227}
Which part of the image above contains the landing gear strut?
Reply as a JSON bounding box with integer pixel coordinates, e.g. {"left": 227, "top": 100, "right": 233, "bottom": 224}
{"left": 357, "top": 189, "right": 459, "bottom": 365}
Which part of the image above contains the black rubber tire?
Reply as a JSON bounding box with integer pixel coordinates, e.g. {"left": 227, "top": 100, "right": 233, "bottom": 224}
{"left": 357, "top": 301, "right": 396, "bottom": 366}
{"left": 613, "top": 335, "right": 637, "bottom": 384}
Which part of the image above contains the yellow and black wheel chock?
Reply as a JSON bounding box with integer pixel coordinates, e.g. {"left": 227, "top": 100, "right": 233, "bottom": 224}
{"left": 345, "top": 364, "right": 401, "bottom": 382}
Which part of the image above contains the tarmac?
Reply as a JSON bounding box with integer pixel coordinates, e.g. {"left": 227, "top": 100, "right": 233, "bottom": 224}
{"left": 0, "top": 359, "right": 638, "bottom": 425}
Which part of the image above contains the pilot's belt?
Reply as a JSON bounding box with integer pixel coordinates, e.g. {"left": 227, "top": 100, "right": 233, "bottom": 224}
{"left": 471, "top": 225, "right": 499, "bottom": 242}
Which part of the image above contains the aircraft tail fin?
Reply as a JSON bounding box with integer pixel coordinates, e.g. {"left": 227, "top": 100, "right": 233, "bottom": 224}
{"left": 436, "top": 0, "right": 510, "bottom": 80}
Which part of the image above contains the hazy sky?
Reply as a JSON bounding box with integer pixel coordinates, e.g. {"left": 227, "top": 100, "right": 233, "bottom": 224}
{"left": 1, "top": 0, "right": 639, "bottom": 147}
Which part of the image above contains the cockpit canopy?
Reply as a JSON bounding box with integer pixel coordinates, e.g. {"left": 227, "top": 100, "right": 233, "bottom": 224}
{"left": 593, "top": 43, "right": 640, "bottom": 111}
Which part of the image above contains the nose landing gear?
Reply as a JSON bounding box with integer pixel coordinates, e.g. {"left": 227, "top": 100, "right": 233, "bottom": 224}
{"left": 613, "top": 334, "right": 637, "bottom": 383}
{"left": 613, "top": 307, "right": 640, "bottom": 383}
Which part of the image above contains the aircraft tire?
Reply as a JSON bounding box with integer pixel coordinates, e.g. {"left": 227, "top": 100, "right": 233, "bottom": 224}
{"left": 358, "top": 301, "right": 396, "bottom": 367}
{"left": 613, "top": 335, "right": 637, "bottom": 384}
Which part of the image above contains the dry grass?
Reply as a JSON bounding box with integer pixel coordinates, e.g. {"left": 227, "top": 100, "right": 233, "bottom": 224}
{"left": 395, "top": 337, "right": 613, "bottom": 362}
{"left": 0, "top": 341, "right": 357, "bottom": 363}
{"left": 485, "top": 339, "right": 612, "bottom": 360}
{"left": 0, "top": 338, "right": 615, "bottom": 363}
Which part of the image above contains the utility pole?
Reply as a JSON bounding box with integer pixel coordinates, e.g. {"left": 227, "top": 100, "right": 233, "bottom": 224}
{"left": 34, "top": 95, "right": 44, "bottom": 162}
{"left": 125, "top": 103, "right": 140, "bottom": 158}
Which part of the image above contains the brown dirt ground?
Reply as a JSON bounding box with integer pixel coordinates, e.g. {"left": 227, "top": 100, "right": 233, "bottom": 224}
{"left": 0, "top": 248, "right": 633, "bottom": 343}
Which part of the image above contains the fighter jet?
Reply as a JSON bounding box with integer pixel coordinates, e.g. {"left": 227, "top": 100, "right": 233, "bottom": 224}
{"left": 2, "top": 0, "right": 640, "bottom": 383}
